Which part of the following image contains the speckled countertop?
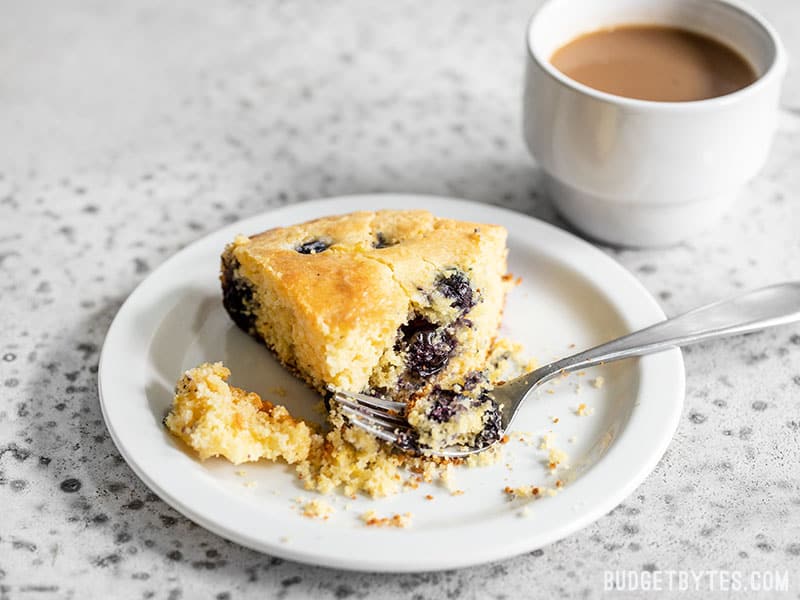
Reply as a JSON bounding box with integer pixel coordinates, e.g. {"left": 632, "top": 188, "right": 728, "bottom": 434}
{"left": 2, "top": 1, "right": 800, "bottom": 598}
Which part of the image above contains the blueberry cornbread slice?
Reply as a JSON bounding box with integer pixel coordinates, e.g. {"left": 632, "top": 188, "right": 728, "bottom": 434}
{"left": 220, "top": 209, "right": 511, "bottom": 450}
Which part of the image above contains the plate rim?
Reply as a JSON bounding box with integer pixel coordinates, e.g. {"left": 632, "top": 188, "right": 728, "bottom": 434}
{"left": 98, "top": 193, "right": 685, "bottom": 572}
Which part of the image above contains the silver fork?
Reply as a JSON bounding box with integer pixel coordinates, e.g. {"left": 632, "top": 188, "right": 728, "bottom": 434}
{"left": 331, "top": 282, "right": 800, "bottom": 458}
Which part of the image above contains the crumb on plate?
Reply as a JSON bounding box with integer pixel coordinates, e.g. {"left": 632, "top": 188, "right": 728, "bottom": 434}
{"left": 504, "top": 485, "right": 561, "bottom": 499}
{"left": 548, "top": 447, "right": 569, "bottom": 471}
{"left": 302, "top": 499, "right": 335, "bottom": 520}
{"left": 361, "top": 510, "right": 412, "bottom": 528}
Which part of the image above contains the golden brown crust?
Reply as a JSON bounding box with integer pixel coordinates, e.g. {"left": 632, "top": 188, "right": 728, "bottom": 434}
{"left": 220, "top": 209, "right": 509, "bottom": 407}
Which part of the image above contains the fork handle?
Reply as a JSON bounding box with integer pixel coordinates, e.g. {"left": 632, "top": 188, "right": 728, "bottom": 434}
{"left": 537, "top": 282, "right": 800, "bottom": 380}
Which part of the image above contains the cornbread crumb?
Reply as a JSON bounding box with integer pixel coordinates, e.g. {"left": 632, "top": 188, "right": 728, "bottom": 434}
{"left": 465, "top": 444, "right": 502, "bottom": 467}
{"left": 164, "top": 363, "right": 313, "bottom": 465}
{"left": 591, "top": 376, "right": 605, "bottom": 389}
{"left": 487, "top": 338, "right": 538, "bottom": 379}
{"left": 504, "top": 485, "right": 539, "bottom": 498}
{"left": 361, "top": 510, "right": 412, "bottom": 528}
{"left": 404, "top": 478, "right": 421, "bottom": 490}
{"left": 425, "top": 494, "right": 434, "bottom": 501}
{"left": 548, "top": 447, "right": 569, "bottom": 471}
{"left": 302, "top": 499, "right": 335, "bottom": 520}
{"left": 296, "top": 409, "right": 405, "bottom": 498}
{"left": 538, "top": 432, "right": 569, "bottom": 471}
{"left": 514, "top": 431, "right": 536, "bottom": 446}
{"left": 576, "top": 403, "right": 594, "bottom": 417}
{"left": 243, "top": 481, "right": 257, "bottom": 488}
{"left": 439, "top": 464, "right": 460, "bottom": 494}
{"left": 451, "top": 489, "right": 465, "bottom": 496}
{"left": 504, "top": 485, "right": 562, "bottom": 499}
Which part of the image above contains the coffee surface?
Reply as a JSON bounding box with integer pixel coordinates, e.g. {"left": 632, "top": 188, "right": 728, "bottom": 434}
{"left": 550, "top": 25, "right": 757, "bottom": 102}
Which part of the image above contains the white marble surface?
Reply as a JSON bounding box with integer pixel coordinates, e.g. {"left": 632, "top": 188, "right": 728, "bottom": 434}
{"left": 2, "top": 1, "right": 800, "bottom": 598}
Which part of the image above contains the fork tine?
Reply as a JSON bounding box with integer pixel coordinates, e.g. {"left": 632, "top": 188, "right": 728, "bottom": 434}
{"left": 331, "top": 393, "right": 408, "bottom": 426}
{"left": 340, "top": 401, "right": 495, "bottom": 459}
{"left": 331, "top": 389, "right": 498, "bottom": 459}
{"left": 329, "top": 388, "right": 406, "bottom": 413}
{"left": 339, "top": 405, "right": 411, "bottom": 434}
{"left": 339, "top": 406, "right": 402, "bottom": 444}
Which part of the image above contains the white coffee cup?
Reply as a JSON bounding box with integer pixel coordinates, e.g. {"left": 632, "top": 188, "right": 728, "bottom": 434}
{"left": 523, "top": 0, "right": 787, "bottom": 247}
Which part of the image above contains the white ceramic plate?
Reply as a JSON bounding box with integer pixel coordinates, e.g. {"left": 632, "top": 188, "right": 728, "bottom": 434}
{"left": 99, "top": 195, "right": 684, "bottom": 572}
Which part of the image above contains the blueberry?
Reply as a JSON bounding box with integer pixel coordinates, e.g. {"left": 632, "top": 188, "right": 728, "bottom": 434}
{"left": 221, "top": 254, "right": 258, "bottom": 335}
{"left": 296, "top": 239, "right": 330, "bottom": 254}
{"left": 400, "top": 318, "right": 455, "bottom": 377}
{"left": 373, "top": 232, "right": 395, "bottom": 249}
{"left": 426, "top": 388, "right": 462, "bottom": 423}
{"left": 394, "top": 429, "right": 420, "bottom": 453}
{"left": 474, "top": 399, "right": 503, "bottom": 447}
{"left": 437, "top": 271, "right": 475, "bottom": 312}
{"left": 462, "top": 371, "right": 486, "bottom": 391}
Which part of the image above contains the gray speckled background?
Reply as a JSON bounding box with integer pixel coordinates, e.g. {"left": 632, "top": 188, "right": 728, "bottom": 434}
{"left": 2, "top": 1, "right": 800, "bottom": 598}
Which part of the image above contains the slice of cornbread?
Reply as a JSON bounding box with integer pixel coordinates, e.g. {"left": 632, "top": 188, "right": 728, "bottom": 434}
{"left": 220, "top": 209, "right": 511, "bottom": 450}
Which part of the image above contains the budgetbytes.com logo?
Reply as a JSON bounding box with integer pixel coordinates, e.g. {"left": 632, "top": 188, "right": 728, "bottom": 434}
{"left": 604, "top": 569, "right": 791, "bottom": 594}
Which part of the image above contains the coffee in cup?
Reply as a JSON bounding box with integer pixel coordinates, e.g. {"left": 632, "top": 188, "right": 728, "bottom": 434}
{"left": 550, "top": 25, "right": 757, "bottom": 102}
{"left": 523, "top": 0, "right": 787, "bottom": 247}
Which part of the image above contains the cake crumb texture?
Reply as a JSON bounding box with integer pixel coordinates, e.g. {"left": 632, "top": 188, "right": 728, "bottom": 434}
{"left": 296, "top": 409, "right": 406, "bottom": 498}
{"left": 165, "top": 362, "right": 313, "bottom": 465}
